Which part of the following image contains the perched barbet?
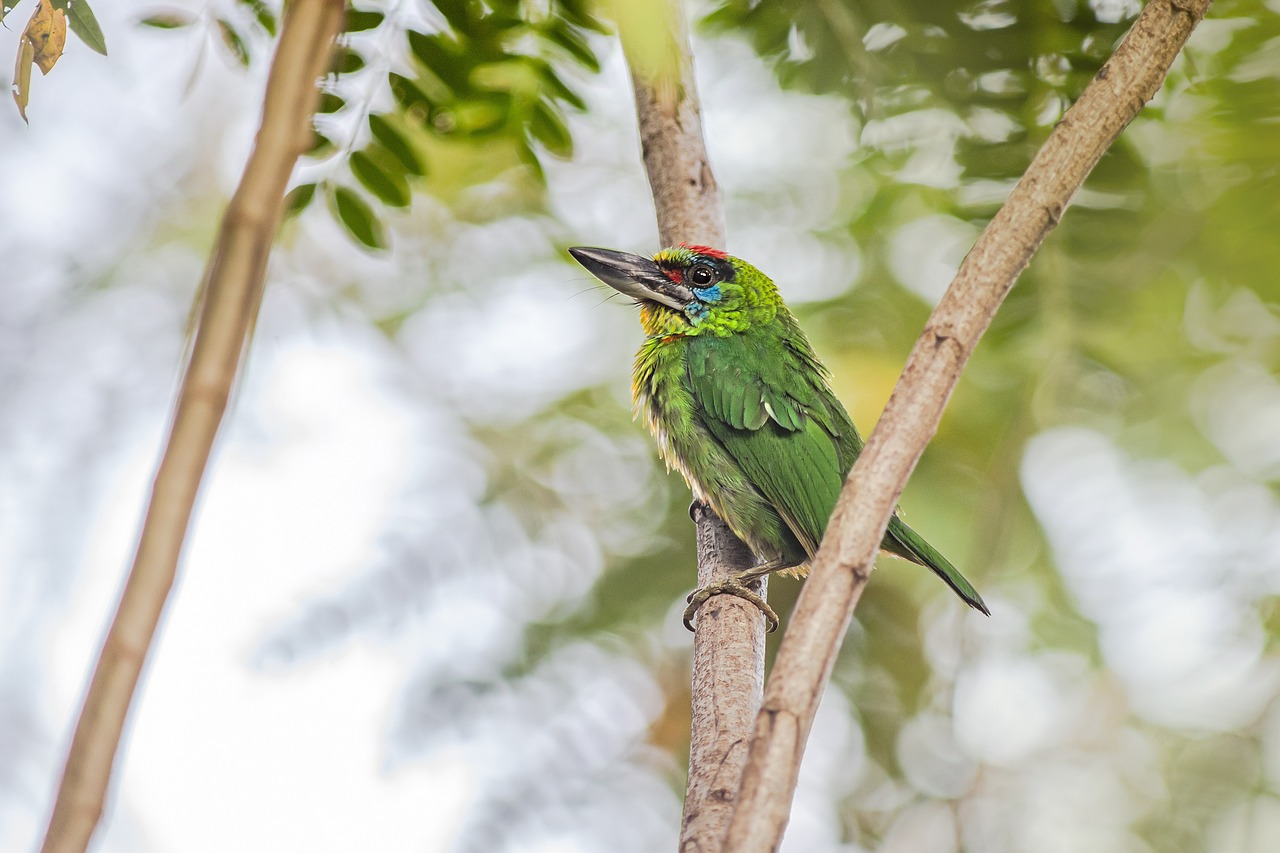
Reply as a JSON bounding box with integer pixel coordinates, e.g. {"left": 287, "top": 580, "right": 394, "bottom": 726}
{"left": 569, "top": 244, "right": 989, "bottom": 630}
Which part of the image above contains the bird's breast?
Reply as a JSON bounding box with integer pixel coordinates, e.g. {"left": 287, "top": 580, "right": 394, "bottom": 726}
{"left": 632, "top": 338, "right": 710, "bottom": 500}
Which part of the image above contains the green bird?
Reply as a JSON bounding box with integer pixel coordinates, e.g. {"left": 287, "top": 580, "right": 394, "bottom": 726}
{"left": 569, "top": 244, "right": 989, "bottom": 630}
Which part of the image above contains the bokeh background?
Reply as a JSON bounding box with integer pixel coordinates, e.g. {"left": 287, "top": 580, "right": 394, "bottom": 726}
{"left": 3, "top": 0, "right": 1280, "bottom": 850}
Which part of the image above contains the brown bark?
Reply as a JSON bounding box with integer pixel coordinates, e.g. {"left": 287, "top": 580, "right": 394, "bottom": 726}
{"left": 610, "top": 1, "right": 769, "bottom": 850}
{"left": 721, "top": 2, "right": 1213, "bottom": 850}
{"left": 39, "top": 3, "right": 346, "bottom": 851}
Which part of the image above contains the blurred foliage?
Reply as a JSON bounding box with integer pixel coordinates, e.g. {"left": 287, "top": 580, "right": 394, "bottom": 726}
{"left": 318, "top": 0, "right": 605, "bottom": 246}
{"left": 308, "top": 0, "right": 606, "bottom": 246}
{"left": 13, "top": 0, "right": 1280, "bottom": 850}
{"left": 700, "top": 1, "right": 1280, "bottom": 850}
{"left": 265, "top": 0, "right": 1280, "bottom": 849}
{"left": 143, "top": 0, "right": 605, "bottom": 247}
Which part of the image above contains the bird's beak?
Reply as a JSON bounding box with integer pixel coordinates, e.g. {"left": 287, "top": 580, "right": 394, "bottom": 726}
{"left": 569, "top": 247, "right": 695, "bottom": 312}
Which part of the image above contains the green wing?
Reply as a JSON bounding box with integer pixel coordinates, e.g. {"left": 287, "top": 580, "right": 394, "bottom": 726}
{"left": 686, "top": 322, "right": 989, "bottom": 615}
{"left": 686, "top": 326, "right": 852, "bottom": 558}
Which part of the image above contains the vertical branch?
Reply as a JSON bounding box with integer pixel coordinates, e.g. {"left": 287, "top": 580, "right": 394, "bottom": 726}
{"left": 623, "top": 4, "right": 723, "bottom": 247}
{"left": 722, "top": 1, "right": 1213, "bottom": 851}
{"left": 608, "top": 1, "right": 769, "bottom": 849}
{"left": 39, "top": 3, "right": 346, "bottom": 851}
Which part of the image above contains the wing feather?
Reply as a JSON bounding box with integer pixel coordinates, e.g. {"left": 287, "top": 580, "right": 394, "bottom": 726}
{"left": 686, "top": 330, "right": 848, "bottom": 557}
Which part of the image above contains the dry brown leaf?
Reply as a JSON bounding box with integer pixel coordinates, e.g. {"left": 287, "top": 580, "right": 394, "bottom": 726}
{"left": 23, "top": 0, "right": 66, "bottom": 76}
{"left": 12, "top": 34, "right": 34, "bottom": 123}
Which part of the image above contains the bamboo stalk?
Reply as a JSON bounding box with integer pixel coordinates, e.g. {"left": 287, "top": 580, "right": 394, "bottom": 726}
{"left": 39, "top": 3, "right": 346, "bottom": 850}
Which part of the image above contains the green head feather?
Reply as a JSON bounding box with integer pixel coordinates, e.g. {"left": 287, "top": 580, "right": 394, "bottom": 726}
{"left": 641, "top": 245, "right": 784, "bottom": 338}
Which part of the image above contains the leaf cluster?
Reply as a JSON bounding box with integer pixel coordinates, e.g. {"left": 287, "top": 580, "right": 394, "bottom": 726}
{"left": 697, "top": 3, "right": 1280, "bottom": 849}
{"left": 706, "top": 0, "right": 1131, "bottom": 181}
{"left": 137, "top": 1, "right": 604, "bottom": 248}
{"left": 306, "top": 0, "right": 605, "bottom": 249}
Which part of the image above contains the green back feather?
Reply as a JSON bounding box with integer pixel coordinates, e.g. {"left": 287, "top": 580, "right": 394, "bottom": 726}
{"left": 675, "top": 256, "right": 987, "bottom": 614}
{"left": 687, "top": 328, "right": 843, "bottom": 556}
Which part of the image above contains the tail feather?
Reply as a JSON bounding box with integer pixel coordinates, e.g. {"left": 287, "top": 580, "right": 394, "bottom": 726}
{"left": 884, "top": 515, "right": 990, "bottom": 615}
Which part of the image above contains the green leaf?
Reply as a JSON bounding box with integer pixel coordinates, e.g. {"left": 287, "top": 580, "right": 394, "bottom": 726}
{"left": 533, "top": 59, "right": 586, "bottom": 111}
{"left": 282, "top": 182, "right": 316, "bottom": 218}
{"left": 216, "top": 19, "right": 250, "bottom": 66}
{"left": 407, "top": 31, "right": 471, "bottom": 95}
{"left": 63, "top": 0, "right": 108, "bottom": 55}
{"left": 336, "top": 48, "right": 365, "bottom": 74}
{"left": 350, "top": 150, "right": 411, "bottom": 208}
{"left": 139, "top": 12, "right": 195, "bottom": 29}
{"left": 369, "top": 114, "right": 426, "bottom": 176}
{"left": 451, "top": 93, "right": 511, "bottom": 136}
{"left": 543, "top": 22, "right": 598, "bottom": 73}
{"left": 308, "top": 128, "right": 335, "bottom": 156}
{"left": 557, "top": 0, "right": 607, "bottom": 34}
{"left": 388, "top": 72, "right": 432, "bottom": 112}
{"left": 517, "top": 139, "right": 546, "bottom": 185}
{"left": 345, "top": 10, "right": 384, "bottom": 32}
{"left": 529, "top": 99, "right": 572, "bottom": 158}
{"left": 328, "top": 185, "right": 387, "bottom": 251}
{"left": 317, "top": 92, "right": 344, "bottom": 114}
{"left": 244, "top": 0, "right": 276, "bottom": 36}
{"left": 432, "top": 0, "right": 475, "bottom": 36}
{"left": 1, "top": 0, "right": 20, "bottom": 24}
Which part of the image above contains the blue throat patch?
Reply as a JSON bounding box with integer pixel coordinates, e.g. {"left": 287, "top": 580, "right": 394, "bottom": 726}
{"left": 684, "top": 302, "right": 710, "bottom": 322}
{"left": 684, "top": 285, "right": 720, "bottom": 323}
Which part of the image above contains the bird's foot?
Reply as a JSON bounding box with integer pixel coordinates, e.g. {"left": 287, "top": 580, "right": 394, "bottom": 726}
{"left": 688, "top": 499, "right": 708, "bottom": 523}
{"left": 683, "top": 577, "right": 779, "bottom": 633}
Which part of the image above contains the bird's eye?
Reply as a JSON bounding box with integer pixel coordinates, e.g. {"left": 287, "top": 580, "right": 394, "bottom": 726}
{"left": 689, "top": 265, "right": 715, "bottom": 286}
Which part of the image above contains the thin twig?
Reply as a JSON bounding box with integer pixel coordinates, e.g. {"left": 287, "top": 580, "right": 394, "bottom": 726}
{"left": 609, "top": 1, "right": 769, "bottom": 849}
{"left": 721, "top": 1, "right": 1213, "bottom": 850}
{"left": 39, "top": 3, "right": 346, "bottom": 851}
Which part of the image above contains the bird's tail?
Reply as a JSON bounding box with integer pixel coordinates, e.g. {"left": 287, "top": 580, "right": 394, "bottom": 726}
{"left": 884, "top": 515, "right": 990, "bottom": 615}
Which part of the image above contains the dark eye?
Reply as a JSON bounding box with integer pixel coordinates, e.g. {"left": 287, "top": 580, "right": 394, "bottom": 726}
{"left": 689, "top": 265, "right": 715, "bottom": 286}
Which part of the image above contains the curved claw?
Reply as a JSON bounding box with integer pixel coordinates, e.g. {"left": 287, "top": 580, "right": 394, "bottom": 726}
{"left": 688, "top": 499, "right": 707, "bottom": 523}
{"left": 683, "top": 578, "right": 779, "bottom": 633}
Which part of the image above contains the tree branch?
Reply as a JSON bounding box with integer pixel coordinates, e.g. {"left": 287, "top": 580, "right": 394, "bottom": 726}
{"left": 39, "top": 3, "right": 346, "bottom": 851}
{"left": 609, "top": 1, "right": 769, "bottom": 849}
{"left": 721, "top": 1, "right": 1213, "bottom": 850}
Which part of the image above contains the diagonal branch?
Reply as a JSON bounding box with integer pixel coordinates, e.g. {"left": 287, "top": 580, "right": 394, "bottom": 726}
{"left": 39, "top": 3, "right": 346, "bottom": 851}
{"left": 608, "top": 1, "right": 769, "bottom": 849}
{"left": 721, "top": 1, "right": 1213, "bottom": 850}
